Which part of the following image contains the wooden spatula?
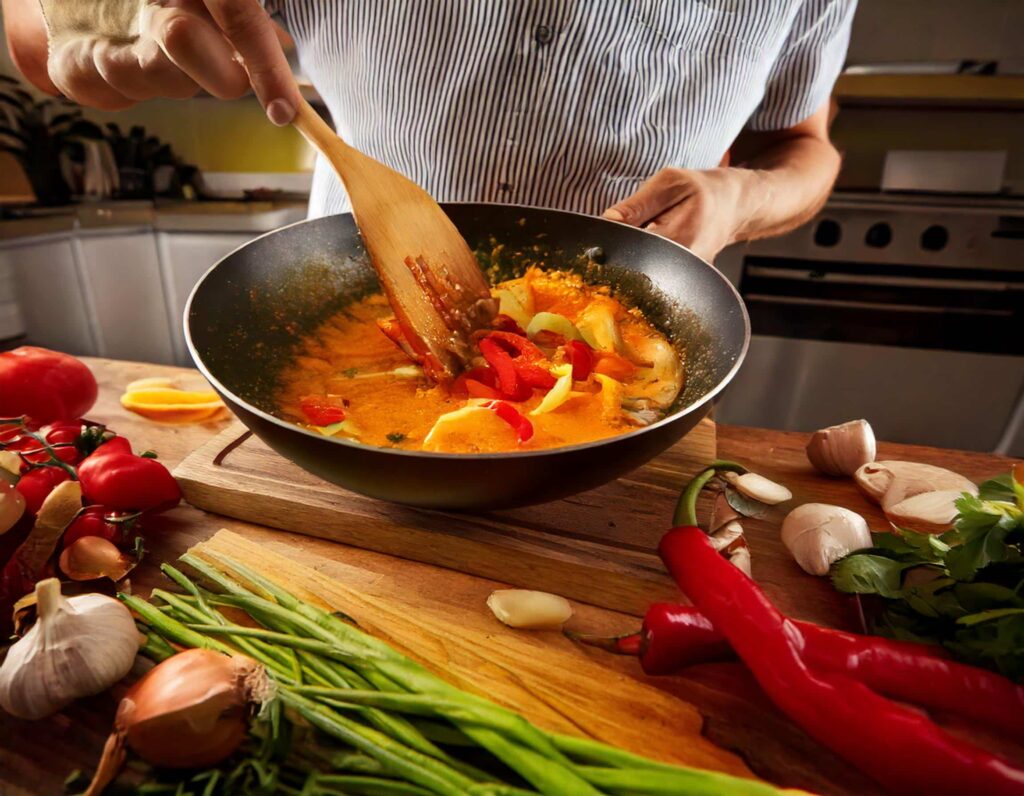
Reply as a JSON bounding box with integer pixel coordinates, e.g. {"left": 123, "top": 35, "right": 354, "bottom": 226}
{"left": 292, "top": 98, "right": 496, "bottom": 382}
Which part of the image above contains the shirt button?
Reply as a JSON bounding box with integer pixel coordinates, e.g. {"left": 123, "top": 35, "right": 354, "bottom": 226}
{"left": 534, "top": 25, "right": 553, "bottom": 44}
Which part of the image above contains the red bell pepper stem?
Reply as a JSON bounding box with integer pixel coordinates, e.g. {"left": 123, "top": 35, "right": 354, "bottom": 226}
{"left": 579, "top": 602, "right": 1024, "bottom": 738}
{"left": 659, "top": 526, "right": 1024, "bottom": 796}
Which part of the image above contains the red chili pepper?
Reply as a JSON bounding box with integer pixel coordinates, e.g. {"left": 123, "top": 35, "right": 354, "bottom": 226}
{"left": 658, "top": 527, "right": 1024, "bottom": 796}
{"left": 0, "top": 346, "right": 98, "bottom": 426}
{"left": 563, "top": 340, "right": 595, "bottom": 381}
{"left": 481, "top": 400, "right": 534, "bottom": 444}
{"left": 491, "top": 314, "right": 526, "bottom": 336}
{"left": 78, "top": 451, "right": 181, "bottom": 513}
{"left": 299, "top": 395, "right": 346, "bottom": 426}
{"left": 576, "top": 602, "right": 1024, "bottom": 738}
{"left": 16, "top": 466, "right": 73, "bottom": 515}
{"left": 62, "top": 505, "right": 129, "bottom": 548}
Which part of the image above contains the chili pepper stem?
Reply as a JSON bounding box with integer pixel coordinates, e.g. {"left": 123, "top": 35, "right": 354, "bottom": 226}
{"left": 671, "top": 459, "right": 748, "bottom": 527}
{"left": 562, "top": 629, "right": 641, "bottom": 656}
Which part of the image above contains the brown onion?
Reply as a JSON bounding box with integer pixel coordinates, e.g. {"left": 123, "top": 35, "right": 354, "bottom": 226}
{"left": 85, "top": 649, "right": 270, "bottom": 795}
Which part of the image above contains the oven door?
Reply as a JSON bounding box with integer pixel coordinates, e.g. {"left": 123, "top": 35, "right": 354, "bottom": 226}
{"left": 715, "top": 256, "right": 1024, "bottom": 452}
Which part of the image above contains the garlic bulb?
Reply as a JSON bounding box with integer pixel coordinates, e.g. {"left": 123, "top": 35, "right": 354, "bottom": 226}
{"left": 487, "top": 589, "right": 573, "bottom": 630}
{"left": 781, "top": 503, "right": 871, "bottom": 576}
{"left": 806, "top": 419, "right": 876, "bottom": 476}
{"left": 0, "top": 578, "right": 139, "bottom": 719}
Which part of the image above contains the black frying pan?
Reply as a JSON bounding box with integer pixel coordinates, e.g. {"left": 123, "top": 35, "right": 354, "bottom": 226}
{"left": 185, "top": 203, "right": 749, "bottom": 510}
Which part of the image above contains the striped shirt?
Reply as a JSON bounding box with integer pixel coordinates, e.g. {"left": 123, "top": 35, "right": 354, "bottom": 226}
{"left": 266, "top": 1, "right": 856, "bottom": 219}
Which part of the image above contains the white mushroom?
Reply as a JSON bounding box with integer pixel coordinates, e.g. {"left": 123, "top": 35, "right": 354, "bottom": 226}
{"left": 781, "top": 503, "right": 872, "bottom": 576}
{"left": 806, "top": 419, "right": 876, "bottom": 477}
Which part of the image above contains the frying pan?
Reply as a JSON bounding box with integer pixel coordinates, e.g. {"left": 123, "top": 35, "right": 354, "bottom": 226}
{"left": 185, "top": 203, "right": 749, "bottom": 510}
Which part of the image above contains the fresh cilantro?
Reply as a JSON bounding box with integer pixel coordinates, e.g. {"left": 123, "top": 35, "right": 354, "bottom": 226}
{"left": 386, "top": 432, "right": 406, "bottom": 444}
{"left": 831, "top": 470, "right": 1024, "bottom": 679}
{"left": 342, "top": 367, "right": 358, "bottom": 378}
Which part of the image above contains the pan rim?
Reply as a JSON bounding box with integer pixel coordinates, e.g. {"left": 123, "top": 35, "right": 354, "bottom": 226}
{"left": 184, "top": 202, "right": 750, "bottom": 461}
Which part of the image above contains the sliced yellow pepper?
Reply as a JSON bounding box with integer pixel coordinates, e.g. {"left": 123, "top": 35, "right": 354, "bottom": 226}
{"left": 526, "top": 312, "right": 584, "bottom": 343}
{"left": 530, "top": 364, "right": 574, "bottom": 416}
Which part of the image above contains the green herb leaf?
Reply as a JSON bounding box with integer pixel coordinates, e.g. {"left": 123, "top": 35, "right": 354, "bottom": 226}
{"left": 830, "top": 554, "right": 913, "bottom": 598}
{"left": 979, "top": 473, "right": 1016, "bottom": 503}
{"left": 342, "top": 367, "right": 358, "bottom": 378}
{"left": 386, "top": 432, "right": 406, "bottom": 444}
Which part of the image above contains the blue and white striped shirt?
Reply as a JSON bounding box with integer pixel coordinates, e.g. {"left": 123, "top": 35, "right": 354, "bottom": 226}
{"left": 266, "top": 1, "right": 856, "bottom": 219}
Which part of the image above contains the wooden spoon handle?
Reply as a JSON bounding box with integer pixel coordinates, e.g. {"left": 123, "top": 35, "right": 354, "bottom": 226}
{"left": 291, "top": 97, "right": 355, "bottom": 180}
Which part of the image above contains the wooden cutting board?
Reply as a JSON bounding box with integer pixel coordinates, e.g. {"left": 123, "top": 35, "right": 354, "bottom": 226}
{"left": 173, "top": 419, "right": 717, "bottom": 616}
{"left": 188, "top": 529, "right": 755, "bottom": 780}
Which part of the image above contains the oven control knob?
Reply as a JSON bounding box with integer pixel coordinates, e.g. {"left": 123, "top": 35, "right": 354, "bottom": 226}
{"left": 865, "top": 222, "right": 892, "bottom": 248}
{"left": 813, "top": 219, "right": 841, "bottom": 247}
{"left": 921, "top": 224, "right": 949, "bottom": 251}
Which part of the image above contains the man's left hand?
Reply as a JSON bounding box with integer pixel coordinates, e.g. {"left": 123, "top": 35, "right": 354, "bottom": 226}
{"left": 602, "top": 167, "right": 761, "bottom": 263}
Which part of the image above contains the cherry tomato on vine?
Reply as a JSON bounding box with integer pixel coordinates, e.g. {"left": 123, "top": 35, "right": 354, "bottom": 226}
{"left": 61, "top": 505, "right": 132, "bottom": 548}
{"left": 15, "top": 466, "right": 72, "bottom": 515}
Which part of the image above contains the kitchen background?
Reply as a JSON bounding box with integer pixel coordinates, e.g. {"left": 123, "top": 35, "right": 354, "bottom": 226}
{"left": 0, "top": 1, "right": 1020, "bottom": 455}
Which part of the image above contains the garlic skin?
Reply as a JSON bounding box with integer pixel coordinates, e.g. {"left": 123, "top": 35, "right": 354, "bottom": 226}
{"left": 723, "top": 471, "right": 792, "bottom": 505}
{"left": 0, "top": 578, "right": 139, "bottom": 719}
{"left": 781, "top": 504, "right": 871, "bottom": 577}
{"left": 854, "top": 461, "right": 977, "bottom": 505}
{"left": 806, "top": 420, "right": 876, "bottom": 477}
{"left": 487, "top": 589, "right": 573, "bottom": 630}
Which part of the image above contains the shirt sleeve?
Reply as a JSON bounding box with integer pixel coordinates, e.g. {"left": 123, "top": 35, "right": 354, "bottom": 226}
{"left": 746, "top": 0, "right": 857, "bottom": 131}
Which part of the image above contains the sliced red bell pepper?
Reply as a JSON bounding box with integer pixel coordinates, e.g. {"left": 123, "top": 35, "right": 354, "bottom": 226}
{"left": 484, "top": 331, "right": 546, "bottom": 362}
{"left": 299, "top": 395, "right": 346, "bottom": 426}
{"left": 452, "top": 366, "right": 496, "bottom": 397}
{"left": 563, "top": 340, "right": 594, "bottom": 381}
{"left": 513, "top": 362, "right": 556, "bottom": 390}
{"left": 481, "top": 400, "right": 534, "bottom": 444}
{"left": 658, "top": 527, "right": 1024, "bottom": 796}
{"left": 478, "top": 338, "right": 531, "bottom": 401}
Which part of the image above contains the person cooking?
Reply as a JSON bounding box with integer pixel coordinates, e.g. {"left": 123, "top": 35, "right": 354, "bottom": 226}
{"left": 2, "top": 0, "right": 855, "bottom": 263}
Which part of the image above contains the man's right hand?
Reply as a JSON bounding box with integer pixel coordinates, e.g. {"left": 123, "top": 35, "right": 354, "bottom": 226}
{"left": 13, "top": 0, "right": 300, "bottom": 125}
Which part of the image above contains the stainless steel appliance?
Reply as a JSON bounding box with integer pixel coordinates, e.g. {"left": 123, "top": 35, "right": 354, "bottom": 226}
{"left": 714, "top": 192, "right": 1024, "bottom": 456}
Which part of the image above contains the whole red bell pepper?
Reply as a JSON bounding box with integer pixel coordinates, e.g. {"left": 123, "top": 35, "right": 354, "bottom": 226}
{"left": 658, "top": 526, "right": 1024, "bottom": 796}
{"left": 0, "top": 347, "right": 98, "bottom": 427}
{"left": 78, "top": 450, "right": 181, "bottom": 513}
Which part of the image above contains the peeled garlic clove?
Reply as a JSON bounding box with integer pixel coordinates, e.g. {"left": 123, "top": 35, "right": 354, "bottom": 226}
{"left": 709, "top": 492, "right": 740, "bottom": 532}
{"left": 59, "top": 536, "right": 135, "bottom": 582}
{"left": 487, "top": 589, "right": 573, "bottom": 630}
{"left": 723, "top": 471, "right": 792, "bottom": 505}
{"left": 710, "top": 519, "right": 745, "bottom": 552}
{"left": 806, "top": 419, "right": 876, "bottom": 477}
{"left": 781, "top": 503, "right": 871, "bottom": 577}
{"left": 855, "top": 461, "right": 977, "bottom": 506}
{"left": 0, "top": 578, "right": 138, "bottom": 719}
{"left": 884, "top": 489, "right": 964, "bottom": 534}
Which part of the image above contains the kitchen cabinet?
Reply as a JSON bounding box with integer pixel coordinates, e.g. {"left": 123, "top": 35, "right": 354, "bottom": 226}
{"left": 2, "top": 234, "right": 96, "bottom": 355}
{"left": 76, "top": 230, "right": 175, "bottom": 364}
{"left": 156, "top": 231, "right": 254, "bottom": 365}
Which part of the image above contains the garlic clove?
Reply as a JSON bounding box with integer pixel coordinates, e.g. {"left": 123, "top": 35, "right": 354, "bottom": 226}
{"left": 806, "top": 419, "right": 876, "bottom": 477}
{"left": 781, "top": 503, "right": 871, "bottom": 577}
{"left": 487, "top": 589, "right": 573, "bottom": 630}
{"left": 710, "top": 519, "right": 745, "bottom": 553}
{"left": 0, "top": 578, "right": 138, "bottom": 719}
{"left": 855, "top": 461, "right": 977, "bottom": 506}
{"left": 59, "top": 536, "right": 136, "bottom": 582}
{"left": 728, "top": 545, "right": 752, "bottom": 577}
{"left": 723, "top": 471, "right": 792, "bottom": 505}
{"left": 884, "top": 489, "right": 964, "bottom": 534}
{"left": 709, "top": 491, "right": 740, "bottom": 532}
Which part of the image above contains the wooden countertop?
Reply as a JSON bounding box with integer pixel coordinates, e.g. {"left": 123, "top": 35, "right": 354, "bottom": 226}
{"left": 0, "top": 357, "right": 1018, "bottom": 796}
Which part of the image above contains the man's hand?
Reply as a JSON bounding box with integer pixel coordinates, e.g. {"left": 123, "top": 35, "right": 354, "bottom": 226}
{"left": 603, "top": 102, "right": 841, "bottom": 263}
{"left": 603, "top": 167, "right": 764, "bottom": 263}
{"left": 5, "top": 0, "right": 300, "bottom": 125}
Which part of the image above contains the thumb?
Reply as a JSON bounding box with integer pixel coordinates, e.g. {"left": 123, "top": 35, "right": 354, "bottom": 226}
{"left": 603, "top": 169, "right": 693, "bottom": 226}
{"left": 204, "top": 0, "right": 302, "bottom": 125}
